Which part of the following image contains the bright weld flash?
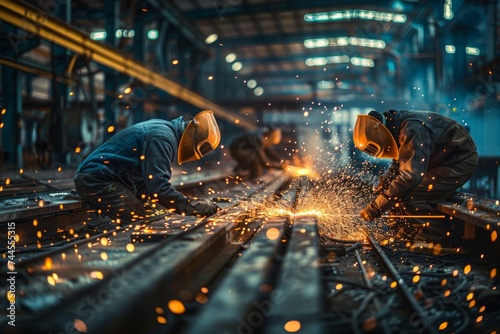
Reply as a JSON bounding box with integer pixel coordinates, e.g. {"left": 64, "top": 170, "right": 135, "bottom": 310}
{"left": 283, "top": 165, "right": 319, "bottom": 178}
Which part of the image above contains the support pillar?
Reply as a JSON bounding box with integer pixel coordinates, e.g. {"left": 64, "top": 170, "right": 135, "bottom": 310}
{"left": 1, "top": 63, "right": 22, "bottom": 168}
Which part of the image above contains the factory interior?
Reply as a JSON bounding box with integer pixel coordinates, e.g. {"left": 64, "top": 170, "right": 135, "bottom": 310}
{"left": 1, "top": 0, "right": 500, "bottom": 333}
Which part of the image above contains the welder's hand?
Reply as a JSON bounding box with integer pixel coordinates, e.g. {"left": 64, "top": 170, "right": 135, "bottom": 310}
{"left": 373, "top": 176, "right": 390, "bottom": 195}
{"left": 186, "top": 198, "right": 220, "bottom": 217}
{"left": 360, "top": 202, "right": 382, "bottom": 221}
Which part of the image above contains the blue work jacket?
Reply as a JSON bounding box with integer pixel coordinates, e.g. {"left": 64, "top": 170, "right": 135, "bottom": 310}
{"left": 77, "top": 117, "right": 188, "bottom": 212}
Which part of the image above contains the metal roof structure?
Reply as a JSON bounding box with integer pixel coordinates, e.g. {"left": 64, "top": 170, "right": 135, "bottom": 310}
{"left": 0, "top": 0, "right": 499, "bottom": 166}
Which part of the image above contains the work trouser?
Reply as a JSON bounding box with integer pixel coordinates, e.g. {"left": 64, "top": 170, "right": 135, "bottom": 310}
{"left": 396, "top": 153, "right": 478, "bottom": 241}
{"left": 74, "top": 172, "right": 146, "bottom": 223}
{"left": 401, "top": 153, "right": 478, "bottom": 215}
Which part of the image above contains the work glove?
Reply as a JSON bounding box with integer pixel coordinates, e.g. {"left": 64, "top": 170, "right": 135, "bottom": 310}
{"left": 186, "top": 198, "right": 220, "bottom": 217}
{"left": 373, "top": 176, "right": 391, "bottom": 195}
{"left": 360, "top": 202, "right": 382, "bottom": 221}
{"left": 361, "top": 191, "right": 394, "bottom": 221}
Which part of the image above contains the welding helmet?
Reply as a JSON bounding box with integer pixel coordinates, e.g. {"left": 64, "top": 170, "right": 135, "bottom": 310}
{"left": 262, "top": 128, "right": 282, "bottom": 147}
{"left": 178, "top": 110, "right": 221, "bottom": 165}
{"left": 353, "top": 114, "right": 398, "bottom": 159}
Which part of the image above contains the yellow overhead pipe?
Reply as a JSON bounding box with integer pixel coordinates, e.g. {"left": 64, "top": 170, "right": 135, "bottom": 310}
{"left": 0, "top": 0, "right": 256, "bottom": 130}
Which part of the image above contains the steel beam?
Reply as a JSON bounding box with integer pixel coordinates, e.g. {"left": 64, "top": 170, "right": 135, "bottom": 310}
{"left": 0, "top": 25, "right": 22, "bottom": 167}
{"left": 0, "top": 0, "right": 255, "bottom": 130}
{"left": 182, "top": 0, "right": 408, "bottom": 20}
{"left": 144, "top": 0, "right": 209, "bottom": 53}
{"left": 185, "top": 217, "right": 289, "bottom": 334}
{"left": 263, "top": 216, "right": 323, "bottom": 334}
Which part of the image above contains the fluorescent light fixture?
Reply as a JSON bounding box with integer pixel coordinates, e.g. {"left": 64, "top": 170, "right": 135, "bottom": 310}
{"left": 327, "top": 55, "right": 350, "bottom": 63}
{"left": 304, "top": 38, "right": 330, "bottom": 48}
{"left": 231, "top": 61, "right": 243, "bottom": 71}
{"left": 225, "top": 53, "right": 237, "bottom": 63}
{"left": 304, "top": 37, "right": 385, "bottom": 49}
{"left": 305, "top": 55, "right": 350, "bottom": 66}
{"left": 350, "top": 57, "right": 374, "bottom": 67}
{"left": 336, "top": 37, "right": 350, "bottom": 46}
{"left": 90, "top": 31, "right": 107, "bottom": 40}
{"left": 319, "top": 80, "right": 351, "bottom": 90}
{"left": 305, "top": 57, "right": 328, "bottom": 66}
{"left": 445, "top": 45, "right": 456, "bottom": 54}
{"left": 349, "top": 37, "right": 385, "bottom": 49}
{"left": 304, "top": 10, "right": 406, "bottom": 23}
{"left": 465, "top": 47, "right": 480, "bottom": 56}
{"left": 115, "top": 29, "right": 135, "bottom": 38}
{"left": 254, "top": 87, "right": 264, "bottom": 96}
{"left": 247, "top": 79, "right": 257, "bottom": 89}
{"left": 317, "top": 81, "right": 335, "bottom": 89}
{"left": 444, "top": 0, "right": 454, "bottom": 20}
{"left": 205, "top": 33, "right": 218, "bottom": 44}
{"left": 147, "top": 30, "right": 159, "bottom": 40}
{"left": 116, "top": 29, "right": 135, "bottom": 38}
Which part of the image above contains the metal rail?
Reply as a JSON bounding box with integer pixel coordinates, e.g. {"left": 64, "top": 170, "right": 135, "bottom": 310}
{"left": 368, "top": 234, "right": 439, "bottom": 334}
{"left": 2, "top": 172, "right": 499, "bottom": 333}
{"left": 354, "top": 249, "right": 391, "bottom": 334}
{"left": 185, "top": 177, "right": 323, "bottom": 334}
{"left": 1, "top": 172, "right": 290, "bottom": 333}
{"left": 436, "top": 192, "right": 500, "bottom": 231}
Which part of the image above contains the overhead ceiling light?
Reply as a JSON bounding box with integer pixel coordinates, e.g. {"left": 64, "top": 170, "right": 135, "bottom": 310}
{"left": 225, "top": 53, "right": 237, "bottom": 63}
{"left": 254, "top": 87, "right": 264, "bottom": 96}
{"left": 116, "top": 29, "right": 135, "bottom": 38}
{"left": 147, "top": 30, "right": 159, "bottom": 40}
{"left": 304, "top": 37, "right": 385, "bottom": 49}
{"left": 247, "top": 79, "right": 257, "bottom": 89}
{"left": 327, "top": 55, "right": 350, "bottom": 63}
{"left": 306, "top": 55, "right": 350, "bottom": 66}
{"left": 305, "top": 57, "right": 328, "bottom": 66}
{"left": 349, "top": 37, "right": 385, "bottom": 49}
{"left": 444, "top": 0, "right": 454, "bottom": 20}
{"left": 304, "top": 9, "right": 406, "bottom": 24}
{"left": 317, "top": 81, "right": 335, "bottom": 89}
{"left": 350, "top": 57, "right": 374, "bottom": 67}
{"left": 205, "top": 33, "right": 218, "bottom": 44}
{"left": 304, "top": 38, "right": 330, "bottom": 48}
{"left": 336, "top": 37, "right": 350, "bottom": 46}
{"left": 465, "top": 47, "right": 480, "bottom": 55}
{"left": 90, "top": 31, "right": 107, "bottom": 41}
{"left": 445, "top": 45, "right": 456, "bottom": 54}
{"left": 231, "top": 61, "right": 243, "bottom": 71}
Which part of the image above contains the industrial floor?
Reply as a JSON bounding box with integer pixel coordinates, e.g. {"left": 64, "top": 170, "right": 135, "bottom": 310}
{"left": 1, "top": 166, "right": 499, "bottom": 333}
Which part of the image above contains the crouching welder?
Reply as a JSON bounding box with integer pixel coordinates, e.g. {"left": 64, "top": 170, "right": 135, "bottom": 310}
{"left": 229, "top": 127, "right": 284, "bottom": 179}
{"left": 74, "top": 110, "right": 221, "bottom": 223}
{"left": 353, "top": 110, "right": 478, "bottom": 241}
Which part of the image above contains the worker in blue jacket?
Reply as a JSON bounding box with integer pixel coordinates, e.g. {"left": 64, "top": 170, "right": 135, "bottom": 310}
{"left": 74, "top": 110, "right": 221, "bottom": 223}
{"left": 353, "top": 110, "right": 478, "bottom": 241}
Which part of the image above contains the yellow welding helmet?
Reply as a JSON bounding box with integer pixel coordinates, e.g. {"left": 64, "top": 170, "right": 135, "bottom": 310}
{"left": 263, "top": 128, "right": 282, "bottom": 147}
{"left": 353, "top": 114, "right": 398, "bottom": 159}
{"left": 178, "top": 110, "right": 221, "bottom": 165}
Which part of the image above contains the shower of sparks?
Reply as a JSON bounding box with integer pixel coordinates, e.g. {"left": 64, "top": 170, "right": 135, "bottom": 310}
{"left": 282, "top": 164, "right": 319, "bottom": 178}
{"left": 382, "top": 215, "right": 446, "bottom": 219}
{"left": 238, "top": 158, "right": 390, "bottom": 241}
{"left": 293, "top": 169, "right": 376, "bottom": 241}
